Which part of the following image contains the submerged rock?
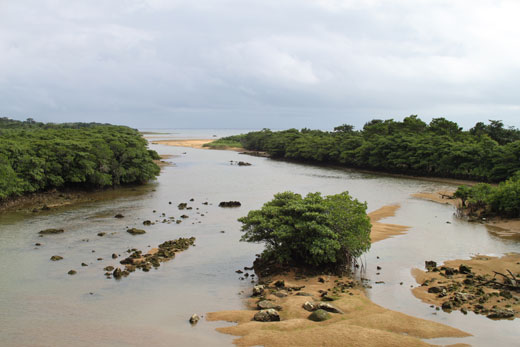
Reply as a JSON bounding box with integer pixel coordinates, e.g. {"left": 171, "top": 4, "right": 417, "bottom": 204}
{"left": 68, "top": 270, "right": 77, "bottom": 275}
{"left": 39, "top": 228, "right": 64, "bottom": 235}
{"left": 218, "top": 201, "right": 241, "bottom": 208}
{"left": 254, "top": 309, "right": 280, "bottom": 322}
{"left": 114, "top": 214, "right": 124, "bottom": 218}
{"left": 127, "top": 228, "right": 146, "bottom": 235}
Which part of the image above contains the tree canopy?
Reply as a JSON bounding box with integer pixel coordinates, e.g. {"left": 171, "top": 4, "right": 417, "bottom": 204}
{"left": 217, "top": 116, "right": 520, "bottom": 183}
{"left": 239, "top": 191, "right": 372, "bottom": 271}
{"left": 0, "top": 118, "right": 160, "bottom": 200}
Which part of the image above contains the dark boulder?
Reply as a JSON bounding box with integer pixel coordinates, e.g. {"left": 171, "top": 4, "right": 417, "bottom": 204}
{"left": 218, "top": 201, "right": 241, "bottom": 208}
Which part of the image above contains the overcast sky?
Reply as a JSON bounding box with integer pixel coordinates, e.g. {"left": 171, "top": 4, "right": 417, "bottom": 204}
{"left": 1, "top": 0, "right": 519, "bottom": 130}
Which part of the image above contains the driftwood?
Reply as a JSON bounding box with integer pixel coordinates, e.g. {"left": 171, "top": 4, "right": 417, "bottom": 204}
{"left": 477, "top": 270, "right": 520, "bottom": 291}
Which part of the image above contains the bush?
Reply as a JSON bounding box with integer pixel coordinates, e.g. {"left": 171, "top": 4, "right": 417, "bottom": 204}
{"left": 238, "top": 191, "right": 371, "bottom": 270}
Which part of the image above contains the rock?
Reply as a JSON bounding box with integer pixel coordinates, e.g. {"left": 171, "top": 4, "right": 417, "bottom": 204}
{"left": 296, "top": 292, "right": 313, "bottom": 297}
{"left": 257, "top": 300, "right": 282, "bottom": 310}
{"left": 97, "top": 232, "right": 106, "bottom": 237}
{"left": 425, "top": 260, "right": 437, "bottom": 270}
{"left": 143, "top": 220, "right": 152, "bottom": 226}
{"left": 237, "top": 161, "right": 252, "bottom": 166}
{"left": 127, "top": 228, "right": 146, "bottom": 235}
{"left": 308, "top": 309, "right": 331, "bottom": 322}
{"left": 178, "top": 203, "right": 187, "bottom": 210}
{"left": 487, "top": 308, "right": 515, "bottom": 319}
{"left": 236, "top": 270, "right": 243, "bottom": 274}
{"left": 112, "top": 253, "right": 118, "bottom": 259}
{"left": 81, "top": 263, "right": 88, "bottom": 267}
{"left": 444, "top": 267, "right": 456, "bottom": 276}
{"left": 180, "top": 215, "right": 189, "bottom": 219}
{"left": 104, "top": 266, "right": 115, "bottom": 271}
{"left": 254, "top": 309, "right": 280, "bottom": 322}
{"left": 114, "top": 214, "right": 124, "bottom": 218}
{"left": 318, "top": 303, "right": 344, "bottom": 314}
{"left": 68, "top": 270, "right": 77, "bottom": 275}
{"left": 273, "top": 290, "right": 288, "bottom": 298}
{"left": 428, "top": 286, "right": 446, "bottom": 294}
{"left": 114, "top": 267, "right": 125, "bottom": 277}
{"left": 190, "top": 198, "right": 195, "bottom": 201}
{"left": 459, "top": 264, "right": 472, "bottom": 274}
{"left": 50, "top": 255, "right": 63, "bottom": 261}
{"left": 441, "top": 301, "right": 452, "bottom": 311}
{"left": 500, "top": 290, "right": 513, "bottom": 299}
{"left": 189, "top": 314, "right": 200, "bottom": 324}
{"left": 321, "top": 295, "right": 339, "bottom": 301}
{"left": 39, "top": 228, "right": 64, "bottom": 235}
{"left": 303, "top": 301, "right": 316, "bottom": 311}
{"left": 274, "top": 280, "right": 285, "bottom": 288}
{"left": 252, "top": 285, "right": 265, "bottom": 296}
{"left": 35, "top": 243, "right": 41, "bottom": 246}
{"left": 218, "top": 201, "right": 241, "bottom": 208}
{"left": 318, "top": 277, "right": 325, "bottom": 283}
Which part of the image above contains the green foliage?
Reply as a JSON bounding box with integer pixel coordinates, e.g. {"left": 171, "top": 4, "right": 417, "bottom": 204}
{"left": 236, "top": 117, "right": 520, "bottom": 183}
{"left": 0, "top": 118, "right": 160, "bottom": 200}
{"left": 202, "top": 134, "right": 245, "bottom": 149}
{"left": 455, "top": 172, "right": 520, "bottom": 217}
{"left": 239, "top": 191, "right": 371, "bottom": 269}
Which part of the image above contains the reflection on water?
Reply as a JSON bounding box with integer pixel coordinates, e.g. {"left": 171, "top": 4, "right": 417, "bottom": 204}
{"left": 1, "top": 135, "right": 519, "bottom": 346}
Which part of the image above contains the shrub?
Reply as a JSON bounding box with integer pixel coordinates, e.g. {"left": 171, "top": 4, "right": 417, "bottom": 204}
{"left": 238, "top": 191, "right": 371, "bottom": 270}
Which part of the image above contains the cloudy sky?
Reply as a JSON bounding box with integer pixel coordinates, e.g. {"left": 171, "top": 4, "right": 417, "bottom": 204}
{"left": 1, "top": 0, "right": 519, "bottom": 130}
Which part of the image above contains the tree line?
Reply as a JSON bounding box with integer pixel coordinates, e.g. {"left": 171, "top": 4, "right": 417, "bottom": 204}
{"left": 224, "top": 116, "right": 520, "bottom": 183}
{"left": 214, "top": 116, "right": 520, "bottom": 218}
{"left": 0, "top": 118, "right": 160, "bottom": 200}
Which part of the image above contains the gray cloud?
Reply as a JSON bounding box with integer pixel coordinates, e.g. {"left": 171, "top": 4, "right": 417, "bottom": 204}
{"left": 1, "top": 0, "right": 519, "bottom": 130}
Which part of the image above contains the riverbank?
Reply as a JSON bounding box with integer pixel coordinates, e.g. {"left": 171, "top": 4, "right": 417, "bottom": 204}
{"left": 412, "top": 254, "right": 520, "bottom": 319}
{"left": 207, "top": 204, "right": 471, "bottom": 346}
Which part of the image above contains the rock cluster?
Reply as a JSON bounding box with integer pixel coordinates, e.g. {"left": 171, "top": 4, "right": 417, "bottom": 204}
{"left": 419, "top": 261, "right": 519, "bottom": 319}
{"left": 108, "top": 237, "right": 196, "bottom": 279}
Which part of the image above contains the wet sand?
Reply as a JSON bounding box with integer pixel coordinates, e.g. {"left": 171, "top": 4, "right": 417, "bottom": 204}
{"left": 412, "top": 191, "right": 461, "bottom": 207}
{"left": 412, "top": 254, "right": 520, "bottom": 318}
{"left": 207, "top": 205, "right": 470, "bottom": 346}
{"left": 368, "top": 204, "right": 410, "bottom": 243}
{"left": 207, "top": 273, "right": 469, "bottom": 347}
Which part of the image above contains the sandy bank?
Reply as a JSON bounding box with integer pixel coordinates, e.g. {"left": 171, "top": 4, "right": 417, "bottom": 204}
{"left": 369, "top": 204, "right": 410, "bottom": 243}
{"left": 207, "top": 205, "right": 470, "bottom": 346}
{"left": 151, "top": 139, "right": 213, "bottom": 149}
{"left": 412, "top": 191, "right": 461, "bottom": 207}
{"left": 412, "top": 253, "right": 520, "bottom": 319}
{"left": 207, "top": 273, "right": 469, "bottom": 347}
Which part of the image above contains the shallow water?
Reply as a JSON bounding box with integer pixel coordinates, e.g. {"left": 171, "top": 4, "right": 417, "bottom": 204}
{"left": 1, "top": 131, "right": 519, "bottom": 346}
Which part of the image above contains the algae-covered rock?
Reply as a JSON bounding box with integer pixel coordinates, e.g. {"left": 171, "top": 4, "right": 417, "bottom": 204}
{"left": 50, "top": 255, "right": 63, "bottom": 261}
{"left": 308, "top": 309, "right": 331, "bottom": 322}
{"left": 127, "top": 228, "right": 146, "bottom": 235}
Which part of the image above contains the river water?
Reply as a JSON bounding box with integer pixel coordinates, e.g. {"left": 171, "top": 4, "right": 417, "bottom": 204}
{"left": 0, "top": 130, "right": 519, "bottom": 346}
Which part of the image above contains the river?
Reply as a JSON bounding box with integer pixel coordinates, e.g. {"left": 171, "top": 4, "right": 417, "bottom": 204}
{"left": 0, "top": 129, "right": 518, "bottom": 346}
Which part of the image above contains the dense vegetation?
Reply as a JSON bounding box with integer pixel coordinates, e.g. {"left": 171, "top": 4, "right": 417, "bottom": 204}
{"left": 219, "top": 116, "right": 520, "bottom": 183}
{"left": 239, "top": 191, "right": 371, "bottom": 271}
{"left": 454, "top": 173, "right": 520, "bottom": 218}
{"left": 202, "top": 134, "right": 245, "bottom": 149}
{"left": 0, "top": 117, "right": 160, "bottom": 200}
